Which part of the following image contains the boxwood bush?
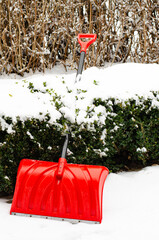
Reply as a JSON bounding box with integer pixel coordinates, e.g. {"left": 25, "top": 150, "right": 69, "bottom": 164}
{"left": 0, "top": 91, "right": 159, "bottom": 195}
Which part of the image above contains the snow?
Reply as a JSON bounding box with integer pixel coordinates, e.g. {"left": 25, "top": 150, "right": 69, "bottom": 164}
{"left": 137, "top": 147, "right": 147, "bottom": 153}
{"left": 0, "top": 63, "right": 159, "bottom": 131}
{"left": 0, "top": 63, "right": 159, "bottom": 239}
{"left": 1, "top": 165, "right": 159, "bottom": 240}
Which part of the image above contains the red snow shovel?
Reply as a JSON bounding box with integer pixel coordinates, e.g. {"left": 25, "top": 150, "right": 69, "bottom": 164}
{"left": 10, "top": 34, "right": 109, "bottom": 224}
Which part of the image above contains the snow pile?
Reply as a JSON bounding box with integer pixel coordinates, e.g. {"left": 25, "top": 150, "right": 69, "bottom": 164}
{"left": 1, "top": 165, "right": 159, "bottom": 240}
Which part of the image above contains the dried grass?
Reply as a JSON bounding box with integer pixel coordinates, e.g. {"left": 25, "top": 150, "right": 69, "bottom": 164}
{"left": 0, "top": 0, "right": 159, "bottom": 75}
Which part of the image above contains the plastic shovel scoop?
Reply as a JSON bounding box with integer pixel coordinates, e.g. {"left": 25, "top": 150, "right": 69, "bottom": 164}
{"left": 10, "top": 34, "right": 109, "bottom": 223}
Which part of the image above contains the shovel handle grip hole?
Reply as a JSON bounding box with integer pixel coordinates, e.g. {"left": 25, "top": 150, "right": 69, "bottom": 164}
{"left": 78, "top": 34, "right": 97, "bottom": 53}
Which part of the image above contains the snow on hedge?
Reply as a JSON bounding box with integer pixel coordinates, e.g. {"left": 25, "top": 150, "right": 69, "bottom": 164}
{"left": 0, "top": 63, "right": 159, "bottom": 130}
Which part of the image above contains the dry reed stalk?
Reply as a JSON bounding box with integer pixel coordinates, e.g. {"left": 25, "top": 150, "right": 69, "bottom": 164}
{"left": 0, "top": 0, "right": 158, "bottom": 75}
{"left": 142, "top": 10, "right": 147, "bottom": 63}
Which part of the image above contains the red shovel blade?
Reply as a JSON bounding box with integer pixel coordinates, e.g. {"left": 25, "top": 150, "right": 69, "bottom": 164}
{"left": 10, "top": 159, "right": 109, "bottom": 223}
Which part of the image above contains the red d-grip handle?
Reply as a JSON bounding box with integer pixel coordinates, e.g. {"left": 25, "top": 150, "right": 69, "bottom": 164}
{"left": 78, "top": 34, "right": 97, "bottom": 53}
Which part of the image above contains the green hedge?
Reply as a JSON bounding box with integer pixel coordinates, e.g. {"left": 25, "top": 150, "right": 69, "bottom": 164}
{"left": 0, "top": 92, "right": 159, "bottom": 195}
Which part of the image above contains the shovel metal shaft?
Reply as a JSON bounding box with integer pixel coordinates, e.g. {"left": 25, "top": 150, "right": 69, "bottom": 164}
{"left": 60, "top": 34, "right": 97, "bottom": 160}
{"left": 77, "top": 51, "right": 85, "bottom": 76}
{"left": 61, "top": 51, "right": 86, "bottom": 159}
{"left": 61, "top": 134, "right": 69, "bottom": 159}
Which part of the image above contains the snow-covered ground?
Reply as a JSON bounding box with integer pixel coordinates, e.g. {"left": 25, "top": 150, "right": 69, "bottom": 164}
{"left": 1, "top": 165, "right": 159, "bottom": 240}
{"left": 0, "top": 63, "right": 159, "bottom": 239}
